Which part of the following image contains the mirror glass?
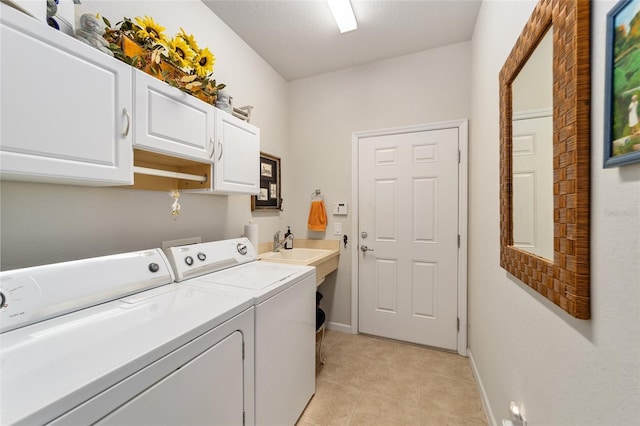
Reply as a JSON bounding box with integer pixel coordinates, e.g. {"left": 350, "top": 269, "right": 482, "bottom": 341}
{"left": 511, "top": 29, "right": 553, "bottom": 260}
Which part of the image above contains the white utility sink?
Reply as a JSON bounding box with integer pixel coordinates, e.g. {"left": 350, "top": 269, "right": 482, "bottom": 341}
{"left": 259, "top": 242, "right": 340, "bottom": 286}
{"left": 260, "top": 248, "right": 333, "bottom": 265}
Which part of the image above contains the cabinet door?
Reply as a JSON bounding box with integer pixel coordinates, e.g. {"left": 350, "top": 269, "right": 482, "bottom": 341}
{"left": 134, "top": 71, "right": 215, "bottom": 163}
{"left": 213, "top": 110, "right": 260, "bottom": 194}
{"left": 0, "top": 4, "right": 133, "bottom": 186}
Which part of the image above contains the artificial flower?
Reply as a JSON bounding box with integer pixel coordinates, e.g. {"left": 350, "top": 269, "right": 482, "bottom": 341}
{"left": 178, "top": 28, "right": 200, "bottom": 52}
{"left": 193, "top": 47, "right": 215, "bottom": 78}
{"left": 134, "top": 16, "right": 166, "bottom": 44}
{"left": 165, "top": 36, "right": 195, "bottom": 69}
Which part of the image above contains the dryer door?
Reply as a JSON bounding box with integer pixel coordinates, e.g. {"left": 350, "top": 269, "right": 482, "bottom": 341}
{"left": 97, "top": 331, "right": 244, "bottom": 426}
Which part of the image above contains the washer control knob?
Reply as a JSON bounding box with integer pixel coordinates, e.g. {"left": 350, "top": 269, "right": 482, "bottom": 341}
{"left": 185, "top": 256, "right": 194, "bottom": 266}
{"left": 148, "top": 263, "right": 160, "bottom": 273}
{"left": 237, "top": 243, "right": 247, "bottom": 255}
{"left": 197, "top": 252, "right": 206, "bottom": 261}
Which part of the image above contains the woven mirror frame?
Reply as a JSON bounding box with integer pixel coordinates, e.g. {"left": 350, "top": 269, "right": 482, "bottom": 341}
{"left": 499, "top": 0, "right": 591, "bottom": 319}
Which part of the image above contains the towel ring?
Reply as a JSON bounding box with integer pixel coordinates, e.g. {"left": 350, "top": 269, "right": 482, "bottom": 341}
{"left": 310, "top": 189, "right": 323, "bottom": 201}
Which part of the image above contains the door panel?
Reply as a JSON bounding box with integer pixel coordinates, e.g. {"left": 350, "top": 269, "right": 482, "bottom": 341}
{"left": 375, "top": 180, "right": 397, "bottom": 238}
{"left": 414, "top": 177, "right": 437, "bottom": 241}
{"left": 358, "top": 128, "right": 459, "bottom": 350}
{"left": 134, "top": 71, "right": 214, "bottom": 163}
{"left": 512, "top": 115, "right": 553, "bottom": 260}
{"left": 375, "top": 258, "right": 398, "bottom": 313}
{"left": 413, "top": 261, "right": 436, "bottom": 318}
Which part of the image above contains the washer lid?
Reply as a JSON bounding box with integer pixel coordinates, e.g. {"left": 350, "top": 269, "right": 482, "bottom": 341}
{"left": 0, "top": 284, "right": 253, "bottom": 426}
{"left": 197, "top": 261, "right": 313, "bottom": 290}
{"left": 184, "top": 261, "right": 315, "bottom": 304}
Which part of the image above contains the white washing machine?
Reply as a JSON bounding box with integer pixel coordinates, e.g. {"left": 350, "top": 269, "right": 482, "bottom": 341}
{"left": 0, "top": 248, "right": 255, "bottom": 425}
{"left": 165, "top": 238, "right": 316, "bottom": 426}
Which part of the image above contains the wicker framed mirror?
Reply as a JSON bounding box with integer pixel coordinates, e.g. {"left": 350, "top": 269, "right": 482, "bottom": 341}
{"left": 499, "top": 0, "right": 591, "bottom": 319}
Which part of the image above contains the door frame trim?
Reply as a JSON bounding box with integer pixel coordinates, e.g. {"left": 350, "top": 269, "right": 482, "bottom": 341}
{"left": 351, "top": 119, "right": 468, "bottom": 356}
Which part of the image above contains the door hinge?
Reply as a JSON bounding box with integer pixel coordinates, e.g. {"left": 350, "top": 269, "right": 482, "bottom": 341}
{"left": 242, "top": 341, "right": 245, "bottom": 360}
{"left": 243, "top": 411, "right": 246, "bottom": 426}
{"left": 457, "top": 317, "right": 460, "bottom": 332}
{"left": 458, "top": 149, "right": 461, "bottom": 164}
{"left": 457, "top": 234, "right": 460, "bottom": 248}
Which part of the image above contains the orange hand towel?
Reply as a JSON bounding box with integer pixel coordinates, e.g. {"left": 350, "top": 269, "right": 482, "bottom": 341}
{"left": 308, "top": 200, "right": 327, "bottom": 231}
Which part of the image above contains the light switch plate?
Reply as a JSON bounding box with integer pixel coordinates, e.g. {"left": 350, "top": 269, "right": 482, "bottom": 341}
{"left": 334, "top": 223, "right": 342, "bottom": 235}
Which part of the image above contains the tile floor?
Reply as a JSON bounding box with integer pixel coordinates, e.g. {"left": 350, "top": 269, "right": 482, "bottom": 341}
{"left": 297, "top": 330, "right": 488, "bottom": 426}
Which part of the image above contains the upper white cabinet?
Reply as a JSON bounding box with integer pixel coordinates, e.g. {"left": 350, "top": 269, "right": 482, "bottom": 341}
{"left": 134, "top": 71, "right": 215, "bottom": 163}
{"left": 133, "top": 72, "right": 259, "bottom": 194}
{"left": 212, "top": 110, "right": 260, "bottom": 194}
{"left": 0, "top": 4, "right": 260, "bottom": 194}
{"left": 0, "top": 4, "right": 134, "bottom": 186}
{"left": 138, "top": 108, "right": 260, "bottom": 195}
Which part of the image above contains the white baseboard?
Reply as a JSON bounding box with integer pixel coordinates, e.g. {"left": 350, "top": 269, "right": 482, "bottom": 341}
{"left": 326, "top": 321, "right": 353, "bottom": 334}
{"left": 468, "top": 348, "right": 497, "bottom": 426}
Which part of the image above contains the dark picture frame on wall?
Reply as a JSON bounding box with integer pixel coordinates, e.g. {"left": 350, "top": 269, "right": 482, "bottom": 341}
{"left": 251, "top": 152, "right": 281, "bottom": 211}
{"left": 604, "top": 0, "right": 640, "bottom": 167}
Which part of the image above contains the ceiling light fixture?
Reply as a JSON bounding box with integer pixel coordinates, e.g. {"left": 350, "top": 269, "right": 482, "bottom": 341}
{"left": 327, "top": 0, "right": 357, "bottom": 34}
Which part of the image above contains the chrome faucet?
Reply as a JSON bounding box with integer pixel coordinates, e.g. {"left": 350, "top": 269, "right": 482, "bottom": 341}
{"left": 273, "top": 231, "right": 285, "bottom": 252}
{"left": 273, "top": 230, "right": 293, "bottom": 252}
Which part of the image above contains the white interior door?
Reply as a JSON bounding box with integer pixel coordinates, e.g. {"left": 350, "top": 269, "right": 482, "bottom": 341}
{"left": 512, "top": 114, "right": 554, "bottom": 260}
{"left": 358, "top": 127, "right": 459, "bottom": 350}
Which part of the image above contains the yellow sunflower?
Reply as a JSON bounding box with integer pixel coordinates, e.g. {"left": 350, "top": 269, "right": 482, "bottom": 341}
{"left": 193, "top": 47, "right": 215, "bottom": 78}
{"left": 166, "top": 36, "right": 195, "bottom": 70}
{"left": 134, "top": 16, "right": 166, "bottom": 44}
{"left": 178, "top": 28, "right": 200, "bottom": 52}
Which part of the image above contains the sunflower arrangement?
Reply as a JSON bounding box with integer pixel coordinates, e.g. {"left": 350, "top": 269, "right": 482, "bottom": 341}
{"left": 102, "top": 15, "right": 225, "bottom": 104}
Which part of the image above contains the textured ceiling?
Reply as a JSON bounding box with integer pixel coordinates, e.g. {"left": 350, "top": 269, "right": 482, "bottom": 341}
{"left": 203, "top": 0, "right": 482, "bottom": 81}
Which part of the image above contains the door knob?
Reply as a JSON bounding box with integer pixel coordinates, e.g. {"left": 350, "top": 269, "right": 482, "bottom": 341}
{"left": 360, "top": 245, "right": 374, "bottom": 252}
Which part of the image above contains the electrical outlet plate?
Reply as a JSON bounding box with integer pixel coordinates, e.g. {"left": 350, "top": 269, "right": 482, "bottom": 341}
{"left": 162, "top": 236, "right": 202, "bottom": 250}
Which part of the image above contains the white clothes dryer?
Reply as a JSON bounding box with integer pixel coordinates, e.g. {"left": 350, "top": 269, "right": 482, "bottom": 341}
{"left": 165, "top": 238, "right": 316, "bottom": 426}
{"left": 0, "top": 249, "right": 255, "bottom": 426}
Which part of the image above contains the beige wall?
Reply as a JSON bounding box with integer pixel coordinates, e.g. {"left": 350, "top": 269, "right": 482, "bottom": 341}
{"left": 469, "top": 0, "right": 640, "bottom": 424}
{"left": 0, "top": 1, "right": 291, "bottom": 270}
{"left": 288, "top": 43, "right": 472, "bottom": 328}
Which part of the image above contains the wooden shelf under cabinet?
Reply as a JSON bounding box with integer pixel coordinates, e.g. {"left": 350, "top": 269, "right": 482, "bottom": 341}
{"left": 121, "top": 149, "right": 212, "bottom": 191}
